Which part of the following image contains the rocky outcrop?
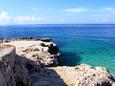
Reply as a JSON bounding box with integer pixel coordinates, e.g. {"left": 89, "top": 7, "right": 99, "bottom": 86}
{"left": 3, "top": 38, "right": 60, "bottom": 67}
{"left": 0, "top": 38, "right": 115, "bottom": 86}
{"left": 14, "top": 55, "right": 31, "bottom": 86}
{"left": 30, "top": 64, "right": 115, "bottom": 86}
{"left": 49, "top": 64, "right": 115, "bottom": 86}
{"left": 0, "top": 45, "right": 31, "bottom": 86}
{"left": 0, "top": 45, "right": 16, "bottom": 86}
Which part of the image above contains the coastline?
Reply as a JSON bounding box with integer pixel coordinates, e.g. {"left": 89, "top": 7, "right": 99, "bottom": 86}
{"left": 0, "top": 24, "right": 115, "bottom": 75}
{"left": 0, "top": 38, "right": 115, "bottom": 86}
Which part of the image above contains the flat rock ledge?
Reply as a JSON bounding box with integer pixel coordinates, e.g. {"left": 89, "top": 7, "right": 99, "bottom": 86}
{"left": 2, "top": 38, "right": 60, "bottom": 67}
{"left": 0, "top": 38, "right": 115, "bottom": 86}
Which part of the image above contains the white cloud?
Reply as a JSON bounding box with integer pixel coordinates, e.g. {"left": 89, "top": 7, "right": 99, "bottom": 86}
{"left": 0, "top": 10, "right": 8, "bottom": 17}
{"left": 14, "top": 16, "right": 41, "bottom": 24}
{"left": 0, "top": 10, "right": 11, "bottom": 23}
{"left": 64, "top": 8, "right": 87, "bottom": 13}
{"left": 0, "top": 10, "right": 41, "bottom": 24}
{"left": 104, "top": 7, "right": 115, "bottom": 13}
{"left": 105, "top": 7, "right": 113, "bottom": 11}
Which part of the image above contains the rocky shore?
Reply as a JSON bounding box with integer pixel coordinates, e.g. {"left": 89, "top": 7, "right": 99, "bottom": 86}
{"left": 0, "top": 38, "right": 115, "bottom": 86}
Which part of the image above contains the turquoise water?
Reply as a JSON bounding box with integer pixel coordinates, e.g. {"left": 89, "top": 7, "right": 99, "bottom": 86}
{"left": 59, "top": 37, "right": 115, "bottom": 75}
{"left": 0, "top": 24, "right": 115, "bottom": 75}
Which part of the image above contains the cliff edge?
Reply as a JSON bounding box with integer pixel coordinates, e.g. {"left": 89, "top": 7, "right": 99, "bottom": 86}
{"left": 0, "top": 38, "right": 115, "bottom": 86}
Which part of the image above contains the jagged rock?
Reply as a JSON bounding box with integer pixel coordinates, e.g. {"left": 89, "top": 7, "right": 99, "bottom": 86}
{"left": 48, "top": 64, "right": 115, "bottom": 86}
{"left": 1, "top": 38, "right": 115, "bottom": 86}
{"left": 0, "top": 45, "right": 31, "bottom": 86}
{"left": 0, "top": 45, "right": 16, "bottom": 86}
{"left": 30, "top": 68, "right": 67, "bottom": 86}
{"left": 30, "top": 64, "right": 115, "bottom": 86}
{"left": 14, "top": 55, "right": 31, "bottom": 86}
{"left": 3, "top": 38, "right": 52, "bottom": 42}
{"left": 48, "top": 44, "right": 59, "bottom": 55}
{"left": 2, "top": 39, "right": 60, "bottom": 67}
{"left": 0, "top": 71, "right": 6, "bottom": 86}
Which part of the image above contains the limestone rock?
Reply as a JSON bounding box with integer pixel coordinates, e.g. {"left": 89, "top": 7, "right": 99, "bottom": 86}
{"left": 0, "top": 71, "right": 6, "bottom": 86}
{"left": 48, "top": 64, "right": 115, "bottom": 86}
{"left": 1, "top": 39, "right": 115, "bottom": 86}
{"left": 3, "top": 39, "right": 60, "bottom": 67}
{"left": 0, "top": 45, "right": 31, "bottom": 86}
{"left": 14, "top": 55, "right": 31, "bottom": 86}
{"left": 29, "top": 64, "right": 115, "bottom": 86}
{"left": 30, "top": 68, "right": 67, "bottom": 86}
{"left": 0, "top": 45, "right": 16, "bottom": 86}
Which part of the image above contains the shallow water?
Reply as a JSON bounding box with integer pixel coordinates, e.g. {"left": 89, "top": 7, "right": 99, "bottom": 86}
{"left": 0, "top": 24, "right": 115, "bottom": 75}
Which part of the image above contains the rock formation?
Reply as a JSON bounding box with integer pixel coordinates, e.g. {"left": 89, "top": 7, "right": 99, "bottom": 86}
{"left": 48, "top": 64, "right": 115, "bottom": 86}
{"left": 0, "top": 38, "right": 115, "bottom": 86}
{"left": 0, "top": 45, "right": 31, "bottom": 86}
{"left": 0, "top": 45, "right": 16, "bottom": 86}
{"left": 3, "top": 38, "right": 60, "bottom": 67}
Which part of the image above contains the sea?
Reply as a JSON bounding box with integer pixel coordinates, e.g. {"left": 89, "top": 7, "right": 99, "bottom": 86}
{"left": 0, "top": 24, "right": 115, "bottom": 75}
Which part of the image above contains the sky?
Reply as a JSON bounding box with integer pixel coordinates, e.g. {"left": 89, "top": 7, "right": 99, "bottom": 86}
{"left": 0, "top": 0, "right": 115, "bottom": 24}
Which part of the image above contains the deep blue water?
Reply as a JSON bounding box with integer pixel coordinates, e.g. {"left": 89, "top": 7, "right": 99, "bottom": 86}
{"left": 0, "top": 24, "right": 115, "bottom": 75}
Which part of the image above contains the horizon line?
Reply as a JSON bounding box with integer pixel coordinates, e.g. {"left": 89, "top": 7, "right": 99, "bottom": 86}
{"left": 0, "top": 23, "right": 115, "bottom": 26}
